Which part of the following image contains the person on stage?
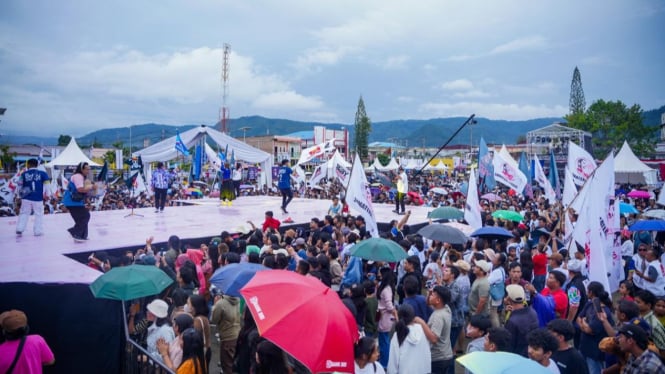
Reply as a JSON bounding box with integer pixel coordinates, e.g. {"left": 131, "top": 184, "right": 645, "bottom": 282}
{"left": 151, "top": 162, "right": 170, "bottom": 213}
{"left": 277, "top": 159, "right": 293, "bottom": 214}
{"left": 393, "top": 166, "right": 408, "bottom": 215}
{"left": 232, "top": 163, "right": 243, "bottom": 198}
{"left": 16, "top": 158, "right": 50, "bottom": 236}
{"left": 219, "top": 162, "right": 234, "bottom": 206}
{"left": 64, "top": 162, "right": 96, "bottom": 241}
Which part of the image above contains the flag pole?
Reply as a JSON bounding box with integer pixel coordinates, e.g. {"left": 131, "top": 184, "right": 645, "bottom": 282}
{"left": 416, "top": 114, "right": 476, "bottom": 176}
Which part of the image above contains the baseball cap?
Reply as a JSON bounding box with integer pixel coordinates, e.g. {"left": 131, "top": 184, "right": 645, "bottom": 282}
{"left": 453, "top": 260, "right": 470, "bottom": 272}
{"left": 295, "top": 237, "right": 306, "bottom": 246}
{"left": 567, "top": 258, "right": 586, "bottom": 273}
{"left": 505, "top": 284, "right": 525, "bottom": 303}
{"left": 475, "top": 259, "right": 491, "bottom": 273}
{"left": 147, "top": 299, "right": 169, "bottom": 319}
{"left": 0, "top": 310, "right": 28, "bottom": 332}
{"left": 618, "top": 324, "right": 649, "bottom": 347}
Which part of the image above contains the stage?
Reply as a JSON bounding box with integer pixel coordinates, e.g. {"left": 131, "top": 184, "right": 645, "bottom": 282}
{"left": 0, "top": 196, "right": 436, "bottom": 284}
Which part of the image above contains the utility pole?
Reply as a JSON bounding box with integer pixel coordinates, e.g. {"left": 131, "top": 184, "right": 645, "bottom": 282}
{"left": 220, "top": 43, "right": 231, "bottom": 134}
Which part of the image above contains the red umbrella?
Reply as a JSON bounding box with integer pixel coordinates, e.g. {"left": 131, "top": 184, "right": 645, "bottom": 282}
{"left": 240, "top": 270, "right": 358, "bottom": 373}
{"left": 627, "top": 189, "right": 651, "bottom": 199}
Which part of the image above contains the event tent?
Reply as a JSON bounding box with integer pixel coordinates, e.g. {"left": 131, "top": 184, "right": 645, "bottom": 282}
{"left": 424, "top": 160, "right": 448, "bottom": 171}
{"left": 45, "top": 138, "right": 101, "bottom": 168}
{"left": 133, "top": 125, "right": 274, "bottom": 186}
{"left": 614, "top": 141, "right": 658, "bottom": 185}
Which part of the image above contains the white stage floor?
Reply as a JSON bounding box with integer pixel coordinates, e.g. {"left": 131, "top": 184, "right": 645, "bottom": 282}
{"left": 0, "top": 196, "right": 434, "bottom": 284}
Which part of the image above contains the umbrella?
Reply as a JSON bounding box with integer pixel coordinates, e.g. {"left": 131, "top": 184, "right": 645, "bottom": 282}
{"left": 481, "top": 192, "right": 502, "bottom": 202}
{"left": 417, "top": 224, "right": 468, "bottom": 245}
{"left": 240, "top": 270, "right": 358, "bottom": 374}
{"left": 89, "top": 264, "right": 174, "bottom": 301}
{"left": 470, "top": 226, "right": 514, "bottom": 240}
{"left": 643, "top": 209, "right": 665, "bottom": 219}
{"left": 492, "top": 210, "right": 524, "bottom": 222}
{"left": 627, "top": 189, "right": 651, "bottom": 199}
{"left": 209, "top": 263, "right": 269, "bottom": 297}
{"left": 443, "top": 222, "right": 475, "bottom": 236}
{"left": 191, "top": 180, "right": 207, "bottom": 187}
{"left": 350, "top": 237, "right": 408, "bottom": 262}
{"left": 619, "top": 202, "right": 638, "bottom": 215}
{"left": 457, "top": 351, "right": 551, "bottom": 374}
{"left": 430, "top": 187, "right": 448, "bottom": 195}
{"left": 186, "top": 187, "right": 203, "bottom": 196}
{"left": 427, "top": 206, "right": 464, "bottom": 220}
{"left": 629, "top": 220, "right": 665, "bottom": 232}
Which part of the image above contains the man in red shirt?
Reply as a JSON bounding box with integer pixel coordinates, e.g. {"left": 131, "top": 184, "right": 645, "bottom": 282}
{"left": 540, "top": 271, "right": 569, "bottom": 319}
{"left": 261, "top": 210, "right": 281, "bottom": 232}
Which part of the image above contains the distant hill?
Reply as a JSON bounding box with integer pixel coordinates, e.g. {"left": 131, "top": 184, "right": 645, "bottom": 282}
{"left": 2, "top": 106, "right": 663, "bottom": 147}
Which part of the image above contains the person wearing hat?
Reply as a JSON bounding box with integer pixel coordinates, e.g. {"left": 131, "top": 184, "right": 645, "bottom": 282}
{"left": 616, "top": 324, "right": 665, "bottom": 373}
{"left": 0, "top": 310, "right": 55, "bottom": 373}
{"left": 393, "top": 166, "right": 408, "bottom": 215}
{"left": 144, "top": 299, "right": 175, "bottom": 361}
{"left": 547, "top": 319, "right": 588, "bottom": 374}
{"left": 504, "top": 284, "right": 539, "bottom": 357}
{"left": 469, "top": 259, "right": 491, "bottom": 317}
{"left": 413, "top": 286, "right": 454, "bottom": 374}
{"left": 565, "top": 255, "right": 588, "bottom": 348}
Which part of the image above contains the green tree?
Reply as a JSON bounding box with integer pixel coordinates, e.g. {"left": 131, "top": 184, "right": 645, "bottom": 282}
{"left": 354, "top": 96, "right": 372, "bottom": 162}
{"left": 103, "top": 150, "right": 115, "bottom": 165}
{"left": 0, "top": 145, "right": 16, "bottom": 171}
{"left": 566, "top": 99, "right": 655, "bottom": 158}
{"left": 377, "top": 153, "right": 390, "bottom": 166}
{"left": 57, "top": 135, "right": 71, "bottom": 146}
{"left": 569, "top": 66, "right": 586, "bottom": 115}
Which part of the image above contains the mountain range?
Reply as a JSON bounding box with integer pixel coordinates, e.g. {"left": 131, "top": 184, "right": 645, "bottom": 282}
{"left": 2, "top": 105, "right": 663, "bottom": 148}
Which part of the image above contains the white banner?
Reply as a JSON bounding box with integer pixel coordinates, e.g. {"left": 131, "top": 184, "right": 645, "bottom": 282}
{"left": 297, "top": 139, "right": 336, "bottom": 165}
{"left": 291, "top": 164, "right": 306, "bottom": 186}
{"left": 492, "top": 150, "right": 527, "bottom": 192}
{"left": 563, "top": 167, "right": 576, "bottom": 245}
{"left": 567, "top": 141, "right": 597, "bottom": 186}
{"left": 464, "top": 168, "right": 483, "bottom": 231}
{"left": 308, "top": 163, "right": 327, "bottom": 187}
{"left": 533, "top": 154, "right": 556, "bottom": 204}
{"left": 346, "top": 153, "right": 378, "bottom": 237}
{"left": 0, "top": 179, "right": 14, "bottom": 203}
{"left": 334, "top": 163, "right": 350, "bottom": 186}
{"left": 115, "top": 150, "right": 124, "bottom": 170}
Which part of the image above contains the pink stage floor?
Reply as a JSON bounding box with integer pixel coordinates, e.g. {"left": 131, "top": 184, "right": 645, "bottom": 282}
{"left": 0, "top": 196, "right": 434, "bottom": 284}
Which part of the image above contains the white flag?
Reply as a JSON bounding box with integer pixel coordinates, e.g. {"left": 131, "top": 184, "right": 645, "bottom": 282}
{"left": 562, "top": 167, "right": 577, "bottom": 245}
{"left": 0, "top": 179, "right": 14, "bottom": 203}
{"left": 291, "top": 164, "right": 306, "bottom": 185}
{"left": 308, "top": 163, "right": 327, "bottom": 187}
{"left": 464, "top": 168, "right": 483, "bottom": 231}
{"left": 532, "top": 154, "right": 556, "bottom": 204}
{"left": 297, "top": 139, "right": 336, "bottom": 165}
{"left": 493, "top": 150, "right": 527, "bottom": 192}
{"left": 346, "top": 153, "right": 378, "bottom": 237}
{"left": 334, "top": 163, "right": 350, "bottom": 186}
{"left": 567, "top": 141, "right": 597, "bottom": 186}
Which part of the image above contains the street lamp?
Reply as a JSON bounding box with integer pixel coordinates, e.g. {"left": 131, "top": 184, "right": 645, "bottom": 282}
{"left": 238, "top": 126, "right": 251, "bottom": 143}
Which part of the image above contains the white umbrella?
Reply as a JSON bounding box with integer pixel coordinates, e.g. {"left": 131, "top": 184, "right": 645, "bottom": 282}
{"left": 430, "top": 187, "right": 448, "bottom": 195}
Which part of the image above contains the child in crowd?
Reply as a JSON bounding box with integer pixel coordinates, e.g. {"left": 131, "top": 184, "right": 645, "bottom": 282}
{"left": 618, "top": 280, "right": 635, "bottom": 302}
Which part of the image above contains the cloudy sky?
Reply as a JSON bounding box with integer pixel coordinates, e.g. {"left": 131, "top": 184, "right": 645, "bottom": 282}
{"left": 1, "top": 0, "right": 663, "bottom": 137}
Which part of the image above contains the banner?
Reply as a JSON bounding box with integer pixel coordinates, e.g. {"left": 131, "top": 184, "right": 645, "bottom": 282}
{"left": 0, "top": 179, "right": 14, "bottom": 203}
{"left": 346, "top": 153, "right": 378, "bottom": 237}
{"left": 334, "top": 163, "right": 350, "bottom": 186}
{"left": 297, "top": 139, "right": 336, "bottom": 165}
{"left": 567, "top": 141, "right": 596, "bottom": 187}
{"left": 492, "top": 150, "right": 527, "bottom": 192}
{"left": 175, "top": 131, "right": 190, "bottom": 156}
{"left": 291, "top": 164, "right": 306, "bottom": 186}
{"left": 533, "top": 154, "right": 556, "bottom": 204}
{"left": 562, "top": 167, "right": 576, "bottom": 245}
{"left": 115, "top": 150, "right": 124, "bottom": 169}
{"left": 478, "top": 137, "right": 496, "bottom": 192}
{"left": 308, "top": 163, "right": 327, "bottom": 187}
{"left": 518, "top": 152, "right": 533, "bottom": 198}
{"left": 464, "top": 168, "right": 483, "bottom": 230}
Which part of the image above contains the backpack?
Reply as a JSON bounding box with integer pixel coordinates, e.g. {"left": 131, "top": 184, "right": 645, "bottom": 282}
{"left": 532, "top": 293, "right": 556, "bottom": 327}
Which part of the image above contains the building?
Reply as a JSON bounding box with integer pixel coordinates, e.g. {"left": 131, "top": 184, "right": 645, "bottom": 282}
{"left": 244, "top": 135, "right": 302, "bottom": 164}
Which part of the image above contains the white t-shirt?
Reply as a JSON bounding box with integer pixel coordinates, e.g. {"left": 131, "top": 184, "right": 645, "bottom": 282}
{"left": 423, "top": 262, "right": 442, "bottom": 281}
{"left": 355, "top": 361, "right": 386, "bottom": 374}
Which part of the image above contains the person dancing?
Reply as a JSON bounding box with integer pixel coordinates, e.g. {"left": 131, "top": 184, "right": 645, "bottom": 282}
{"left": 232, "top": 163, "right": 243, "bottom": 198}
{"left": 219, "top": 162, "right": 235, "bottom": 206}
{"left": 64, "top": 162, "right": 96, "bottom": 241}
{"left": 277, "top": 159, "right": 293, "bottom": 214}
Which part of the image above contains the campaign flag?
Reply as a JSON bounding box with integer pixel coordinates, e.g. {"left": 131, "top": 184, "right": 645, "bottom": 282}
{"left": 175, "top": 131, "right": 190, "bottom": 156}
{"left": 297, "top": 139, "right": 336, "bottom": 165}
{"left": 492, "top": 150, "right": 527, "bottom": 192}
{"left": 97, "top": 161, "right": 108, "bottom": 182}
{"left": 193, "top": 145, "right": 202, "bottom": 180}
{"left": 125, "top": 171, "right": 138, "bottom": 190}
{"left": 533, "top": 154, "right": 556, "bottom": 204}
{"left": 562, "top": 167, "right": 577, "bottom": 245}
{"left": 567, "top": 141, "right": 596, "bottom": 187}
{"left": 230, "top": 150, "right": 235, "bottom": 167}
{"left": 132, "top": 172, "right": 151, "bottom": 198}
{"left": 549, "top": 149, "right": 561, "bottom": 198}
{"left": 291, "top": 164, "right": 306, "bottom": 186}
{"left": 0, "top": 179, "right": 14, "bottom": 203}
{"left": 464, "top": 168, "right": 483, "bottom": 231}
{"left": 334, "top": 163, "right": 350, "bottom": 186}
{"left": 308, "top": 163, "right": 327, "bottom": 187}
{"left": 346, "top": 153, "right": 378, "bottom": 238}
{"left": 478, "top": 137, "right": 495, "bottom": 192}
{"left": 518, "top": 152, "right": 533, "bottom": 198}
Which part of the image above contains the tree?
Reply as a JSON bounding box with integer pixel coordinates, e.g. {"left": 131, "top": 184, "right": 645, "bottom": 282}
{"left": 566, "top": 99, "right": 655, "bottom": 158}
{"left": 354, "top": 96, "right": 372, "bottom": 162}
{"left": 57, "top": 135, "right": 72, "bottom": 146}
{"left": 377, "top": 153, "right": 390, "bottom": 166}
{"left": 103, "top": 150, "right": 115, "bottom": 166}
{"left": 91, "top": 137, "right": 103, "bottom": 148}
{"left": 569, "top": 66, "right": 586, "bottom": 115}
{"left": 0, "top": 145, "right": 15, "bottom": 171}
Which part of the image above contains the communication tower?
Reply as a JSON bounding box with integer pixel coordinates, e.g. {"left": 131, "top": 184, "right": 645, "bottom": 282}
{"left": 220, "top": 43, "right": 231, "bottom": 134}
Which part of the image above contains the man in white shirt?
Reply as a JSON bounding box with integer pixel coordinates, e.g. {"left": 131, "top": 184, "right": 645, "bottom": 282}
{"left": 393, "top": 166, "right": 408, "bottom": 215}
{"left": 232, "top": 163, "right": 243, "bottom": 198}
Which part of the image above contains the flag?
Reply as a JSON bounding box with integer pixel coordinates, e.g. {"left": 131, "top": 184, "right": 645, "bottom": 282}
{"left": 518, "top": 152, "right": 533, "bottom": 198}
{"left": 384, "top": 147, "right": 392, "bottom": 156}
{"left": 175, "top": 131, "right": 190, "bottom": 156}
{"left": 230, "top": 150, "right": 236, "bottom": 167}
{"left": 566, "top": 141, "right": 596, "bottom": 187}
{"left": 0, "top": 179, "right": 15, "bottom": 203}
{"left": 97, "top": 161, "right": 108, "bottom": 182}
{"left": 125, "top": 172, "right": 138, "bottom": 190}
{"left": 334, "top": 163, "right": 350, "bottom": 186}
{"left": 193, "top": 145, "right": 202, "bottom": 180}
{"left": 464, "top": 168, "right": 483, "bottom": 230}
{"left": 346, "top": 153, "right": 378, "bottom": 237}
{"left": 291, "top": 164, "right": 306, "bottom": 186}
{"left": 308, "top": 163, "right": 327, "bottom": 187}
{"left": 492, "top": 149, "right": 527, "bottom": 192}
{"left": 297, "top": 139, "right": 336, "bottom": 165}
{"left": 549, "top": 149, "right": 561, "bottom": 198}
{"left": 562, "top": 167, "right": 577, "bottom": 245}
{"left": 132, "top": 172, "right": 151, "bottom": 198}
{"left": 533, "top": 154, "right": 556, "bottom": 204}
{"left": 478, "top": 137, "right": 495, "bottom": 192}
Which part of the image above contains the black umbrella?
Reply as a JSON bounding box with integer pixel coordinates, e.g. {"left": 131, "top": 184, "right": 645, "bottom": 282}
{"left": 417, "top": 224, "right": 468, "bottom": 245}
{"left": 470, "top": 226, "right": 514, "bottom": 240}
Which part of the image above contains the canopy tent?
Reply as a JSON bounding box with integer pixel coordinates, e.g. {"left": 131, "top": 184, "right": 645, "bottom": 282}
{"left": 134, "top": 125, "right": 273, "bottom": 186}
{"left": 368, "top": 158, "right": 383, "bottom": 171}
{"left": 368, "top": 157, "right": 399, "bottom": 172}
{"left": 45, "top": 138, "right": 101, "bottom": 168}
{"left": 424, "top": 160, "right": 449, "bottom": 171}
{"left": 614, "top": 141, "right": 658, "bottom": 185}
{"left": 401, "top": 158, "right": 421, "bottom": 170}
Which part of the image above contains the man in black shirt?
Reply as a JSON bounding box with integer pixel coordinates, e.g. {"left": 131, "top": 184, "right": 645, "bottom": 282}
{"left": 547, "top": 319, "right": 589, "bottom": 374}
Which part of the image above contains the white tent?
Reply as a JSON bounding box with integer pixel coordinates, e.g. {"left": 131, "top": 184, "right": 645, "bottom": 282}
{"left": 45, "top": 138, "right": 101, "bottom": 168}
{"left": 383, "top": 158, "right": 400, "bottom": 171}
{"left": 402, "top": 158, "right": 421, "bottom": 170}
{"left": 614, "top": 141, "right": 658, "bottom": 185}
{"left": 424, "top": 160, "right": 448, "bottom": 171}
{"left": 134, "top": 125, "right": 273, "bottom": 186}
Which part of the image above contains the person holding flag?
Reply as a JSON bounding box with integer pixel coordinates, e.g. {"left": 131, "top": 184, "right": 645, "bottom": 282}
{"left": 16, "top": 158, "right": 50, "bottom": 236}
{"left": 278, "top": 159, "right": 293, "bottom": 214}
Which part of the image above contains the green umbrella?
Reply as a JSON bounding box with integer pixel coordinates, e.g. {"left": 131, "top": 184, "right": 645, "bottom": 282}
{"left": 492, "top": 209, "right": 524, "bottom": 223}
{"left": 350, "top": 237, "right": 408, "bottom": 262}
{"left": 427, "top": 206, "right": 464, "bottom": 220}
{"left": 89, "top": 264, "right": 174, "bottom": 301}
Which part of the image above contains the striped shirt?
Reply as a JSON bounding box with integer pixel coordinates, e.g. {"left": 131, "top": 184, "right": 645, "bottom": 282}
{"left": 151, "top": 168, "right": 171, "bottom": 189}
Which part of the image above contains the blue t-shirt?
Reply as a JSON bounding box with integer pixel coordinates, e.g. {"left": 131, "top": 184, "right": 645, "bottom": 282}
{"left": 19, "top": 168, "right": 50, "bottom": 201}
{"left": 277, "top": 166, "right": 292, "bottom": 189}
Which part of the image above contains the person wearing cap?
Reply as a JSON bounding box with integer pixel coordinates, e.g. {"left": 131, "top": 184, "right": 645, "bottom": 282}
{"left": 616, "top": 324, "right": 665, "bottom": 373}
{"left": 469, "top": 259, "right": 491, "bottom": 317}
{"left": 393, "top": 166, "right": 408, "bottom": 215}
{"left": 0, "top": 310, "right": 55, "bottom": 373}
{"left": 144, "top": 299, "right": 175, "bottom": 361}
{"left": 504, "top": 284, "right": 539, "bottom": 357}
{"left": 526, "top": 328, "right": 561, "bottom": 373}
{"left": 413, "top": 286, "right": 454, "bottom": 374}
{"left": 565, "top": 257, "right": 588, "bottom": 349}
{"left": 547, "top": 319, "right": 588, "bottom": 374}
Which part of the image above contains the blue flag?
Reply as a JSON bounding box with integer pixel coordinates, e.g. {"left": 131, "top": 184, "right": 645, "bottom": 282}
{"left": 193, "top": 145, "right": 202, "bottom": 180}
{"left": 549, "top": 149, "right": 561, "bottom": 198}
{"left": 477, "top": 137, "right": 495, "bottom": 193}
{"left": 230, "top": 150, "right": 235, "bottom": 167}
{"left": 175, "top": 131, "right": 190, "bottom": 156}
{"left": 518, "top": 152, "right": 533, "bottom": 198}
{"left": 97, "top": 161, "right": 108, "bottom": 182}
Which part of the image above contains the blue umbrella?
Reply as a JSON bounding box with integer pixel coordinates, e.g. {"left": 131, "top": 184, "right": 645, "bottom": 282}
{"left": 209, "top": 263, "right": 269, "bottom": 297}
{"left": 470, "top": 226, "right": 514, "bottom": 240}
{"left": 629, "top": 220, "right": 665, "bottom": 232}
{"left": 619, "top": 202, "right": 638, "bottom": 215}
{"left": 457, "top": 351, "right": 551, "bottom": 374}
